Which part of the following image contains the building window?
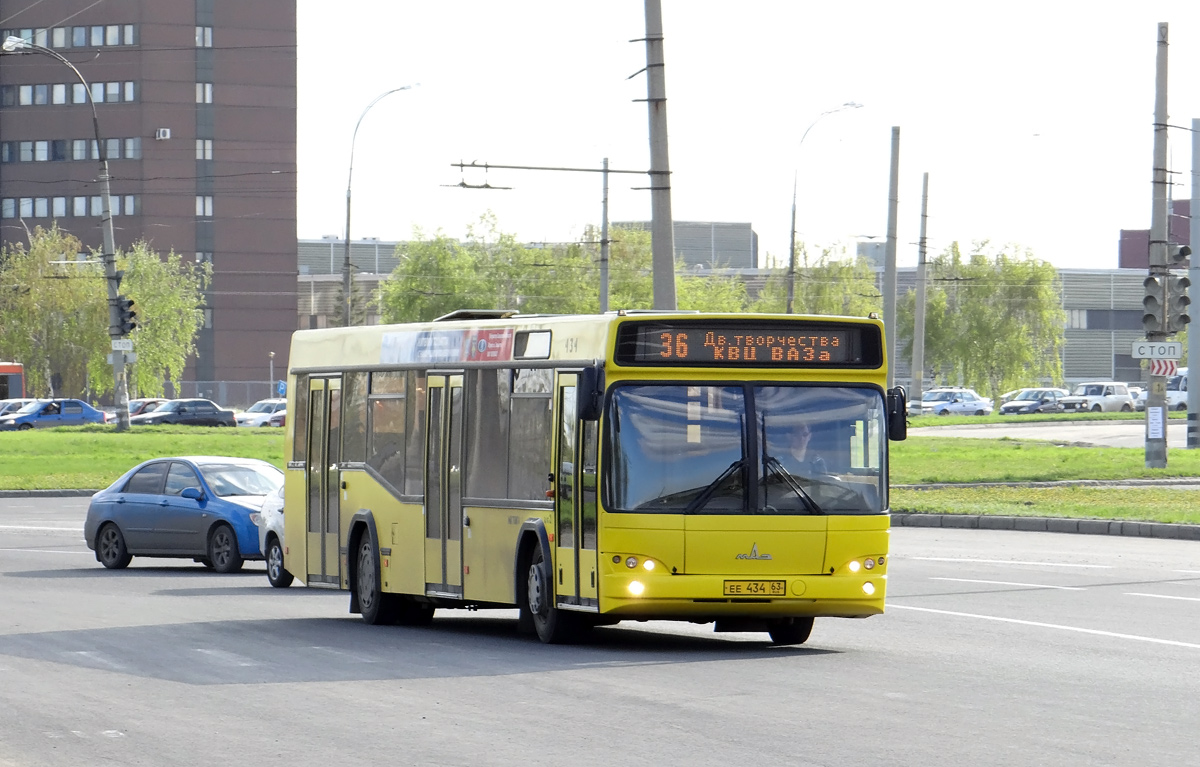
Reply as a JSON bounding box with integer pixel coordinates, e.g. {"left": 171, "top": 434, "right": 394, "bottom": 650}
{"left": 19, "top": 198, "right": 33, "bottom": 217}
{"left": 90, "top": 26, "right": 104, "bottom": 46}
{"left": 195, "top": 26, "right": 213, "bottom": 47}
{"left": 33, "top": 84, "right": 47, "bottom": 105}
{"left": 73, "top": 83, "right": 87, "bottom": 104}
{"left": 105, "top": 25, "right": 120, "bottom": 46}
{"left": 123, "top": 81, "right": 135, "bottom": 101}
{"left": 72, "top": 139, "right": 88, "bottom": 160}
{"left": 196, "top": 252, "right": 213, "bottom": 264}
{"left": 196, "top": 139, "right": 213, "bottom": 160}
{"left": 33, "top": 28, "right": 47, "bottom": 47}
{"left": 196, "top": 83, "right": 212, "bottom": 104}
{"left": 90, "top": 196, "right": 103, "bottom": 216}
{"left": 33, "top": 141, "right": 47, "bottom": 162}
{"left": 0, "top": 143, "right": 10, "bottom": 163}
{"left": 124, "top": 196, "right": 136, "bottom": 215}
{"left": 19, "top": 141, "right": 32, "bottom": 162}
{"left": 73, "top": 197, "right": 87, "bottom": 216}
{"left": 196, "top": 195, "right": 213, "bottom": 217}
{"left": 51, "top": 83, "right": 66, "bottom": 104}
{"left": 123, "top": 25, "right": 135, "bottom": 46}
{"left": 33, "top": 198, "right": 48, "bottom": 218}
{"left": 124, "top": 137, "right": 141, "bottom": 159}
{"left": 72, "top": 27, "right": 86, "bottom": 47}
{"left": 106, "top": 138, "right": 120, "bottom": 160}
{"left": 203, "top": 309, "right": 212, "bottom": 329}
{"left": 0, "top": 86, "right": 14, "bottom": 106}
{"left": 52, "top": 197, "right": 67, "bottom": 217}
{"left": 51, "top": 140, "right": 67, "bottom": 161}
{"left": 110, "top": 196, "right": 121, "bottom": 216}
{"left": 105, "top": 82, "right": 119, "bottom": 103}
{"left": 90, "top": 82, "right": 102, "bottom": 102}
{"left": 18, "top": 85, "right": 32, "bottom": 106}
{"left": 52, "top": 27, "right": 67, "bottom": 48}
{"left": 1, "top": 199, "right": 13, "bottom": 218}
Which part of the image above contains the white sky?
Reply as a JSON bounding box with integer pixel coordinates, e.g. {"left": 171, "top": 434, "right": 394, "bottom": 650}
{"left": 296, "top": 1, "right": 1200, "bottom": 270}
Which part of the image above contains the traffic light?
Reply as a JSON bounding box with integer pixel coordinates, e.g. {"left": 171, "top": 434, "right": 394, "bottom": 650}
{"left": 1168, "top": 244, "right": 1193, "bottom": 267}
{"left": 1143, "top": 275, "right": 1166, "bottom": 333}
{"left": 116, "top": 295, "right": 136, "bottom": 336}
{"left": 1167, "top": 274, "right": 1191, "bottom": 333}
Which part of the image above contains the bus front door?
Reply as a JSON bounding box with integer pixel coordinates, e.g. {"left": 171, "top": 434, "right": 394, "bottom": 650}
{"left": 554, "top": 375, "right": 599, "bottom": 612}
{"left": 305, "top": 377, "right": 342, "bottom": 587}
{"left": 424, "top": 374, "right": 464, "bottom": 598}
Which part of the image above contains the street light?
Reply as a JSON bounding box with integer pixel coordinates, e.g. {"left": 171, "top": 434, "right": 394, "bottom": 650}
{"left": 1, "top": 36, "right": 131, "bottom": 429}
{"left": 268, "top": 351, "right": 275, "bottom": 390}
{"left": 786, "top": 101, "right": 863, "bottom": 314}
{"left": 343, "top": 84, "right": 417, "bottom": 327}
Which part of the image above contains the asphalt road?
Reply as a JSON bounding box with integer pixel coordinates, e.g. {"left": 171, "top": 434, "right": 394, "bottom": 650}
{"left": 911, "top": 418, "right": 1190, "bottom": 448}
{"left": 2, "top": 496, "right": 1198, "bottom": 766}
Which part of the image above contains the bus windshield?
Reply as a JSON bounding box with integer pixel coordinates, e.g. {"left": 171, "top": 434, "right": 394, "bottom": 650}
{"left": 605, "top": 384, "right": 886, "bottom": 515}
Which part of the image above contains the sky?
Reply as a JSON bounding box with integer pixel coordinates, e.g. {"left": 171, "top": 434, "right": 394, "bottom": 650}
{"left": 296, "top": 1, "right": 1200, "bottom": 271}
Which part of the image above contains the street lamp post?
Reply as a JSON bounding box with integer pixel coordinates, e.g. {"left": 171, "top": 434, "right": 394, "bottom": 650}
{"left": 268, "top": 351, "right": 275, "bottom": 391}
{"left": 1, "top": 36, "right": 131, "bottom": 429}
{"left": 786, "top": 102, "right": 863, "bottom": 314}
{"left": 343, "top": 85, "right": 416, "bottom": 327}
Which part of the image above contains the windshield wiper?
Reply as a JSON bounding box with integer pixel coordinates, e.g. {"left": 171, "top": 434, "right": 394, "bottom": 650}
{"left": 683, "top": 458, "right": 746, "bottom": 514}
{"left": 763, "top": 456, "right": 822, "bottom": 514}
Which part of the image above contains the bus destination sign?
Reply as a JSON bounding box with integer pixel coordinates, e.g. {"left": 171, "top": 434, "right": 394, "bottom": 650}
{"left": 615, "top": 321, "right": 881, "bottom": 368}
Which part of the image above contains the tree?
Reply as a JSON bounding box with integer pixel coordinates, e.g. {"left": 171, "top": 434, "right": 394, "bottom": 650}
{"left": 897, "top": 242, "right": 1065, "bottom": 402}
{"left": 379, "top": 229, "right": 482, "bottom": 323}
{"left": 749, "top": 242, "right": 881, "bottom": 316}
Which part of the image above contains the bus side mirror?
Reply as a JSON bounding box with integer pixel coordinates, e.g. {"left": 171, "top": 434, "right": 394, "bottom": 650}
{"left": 576, "top": 365, "right": 604, "bottom": 422}
{"left": 887, "top": 386, "right": 907, "bottom": 441}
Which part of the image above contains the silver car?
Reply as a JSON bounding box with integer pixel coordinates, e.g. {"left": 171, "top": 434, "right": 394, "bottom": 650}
{"left": 257, "top": 484, "right": 293, "bottom": 587}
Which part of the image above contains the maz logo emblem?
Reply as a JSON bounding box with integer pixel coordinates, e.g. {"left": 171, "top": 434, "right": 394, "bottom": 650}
{"left": 736, "top": 543, "right": 772, "bottom": 560}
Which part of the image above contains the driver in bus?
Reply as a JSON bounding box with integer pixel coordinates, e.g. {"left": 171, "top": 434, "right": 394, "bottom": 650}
{"left": 779, "top": 421, "right": 828, "bottom": 476}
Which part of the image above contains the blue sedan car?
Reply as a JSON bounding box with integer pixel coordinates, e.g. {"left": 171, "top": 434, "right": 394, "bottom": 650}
{"left": 84, "top": 456, "right": 283, "bottom": 573}
{"left": 0, "top": 398, "right": 107, "bottom": 430}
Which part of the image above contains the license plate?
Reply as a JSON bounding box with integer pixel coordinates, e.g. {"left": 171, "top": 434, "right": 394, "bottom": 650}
{"left": 724, "top": 580, "right": 786, "bottom": 596}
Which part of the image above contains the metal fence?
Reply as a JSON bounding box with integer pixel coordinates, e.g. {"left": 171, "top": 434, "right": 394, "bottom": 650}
{"left": 161, "top": 381, "right": 284, "bottom": 410}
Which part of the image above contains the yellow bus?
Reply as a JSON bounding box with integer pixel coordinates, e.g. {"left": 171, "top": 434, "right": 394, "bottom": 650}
{"left": 281, "top": 310, "right": 907, "bottom": 644}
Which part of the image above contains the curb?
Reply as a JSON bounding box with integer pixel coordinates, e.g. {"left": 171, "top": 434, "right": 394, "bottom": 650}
{"left": 0, "top": 489, "right": 97, "bottom": 498}
{"left": 895, "top": 478, "right": 1200, "bottom": 489}
{"left": 891, "top": 512, "right": 1200, "bottom": 541}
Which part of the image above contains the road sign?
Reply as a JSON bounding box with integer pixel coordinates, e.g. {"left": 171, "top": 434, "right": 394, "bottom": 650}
{"left": 1149, "top": 359, "right": 1178, "bottom": 376}
{"left": 1132, "top": 340, "right": 1181, "bottom": 359}
{"left": 277, "top": 380, "right": 287, "bottom": 396}
{"left": 111, "top": 339, "right": 133, "bottom": 352}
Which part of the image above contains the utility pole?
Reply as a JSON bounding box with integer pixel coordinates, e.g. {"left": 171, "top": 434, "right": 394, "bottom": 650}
{"left": 911, "top": 172, "right": 930, "bottom": 405}
{"left": 1144, "top": 22, "right": 1171, "bottom": 468}
{"left": 642, "top": 0, "right": 676, "bottom": 310}
{"left": 883, "top": 127, "right": 901, "bottom": 388}
{"left": 601, "top": 158, "right": 611, "bottom": 313}
{"left": 1189, "top": 117, "right": 1200, "bottom": 448}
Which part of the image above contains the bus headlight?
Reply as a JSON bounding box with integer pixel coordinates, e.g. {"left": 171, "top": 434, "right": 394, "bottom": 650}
{"left": 864, "top": 558, "right": 875, "bottom": 570}
{"left": 848, "top": 560, "right": 861, "bottom": 573}
{"left": 643, "top": 559, "right": 655, "bottom": 571}
{"left": 625, "top": 557, "right": 638, "bottom": 569}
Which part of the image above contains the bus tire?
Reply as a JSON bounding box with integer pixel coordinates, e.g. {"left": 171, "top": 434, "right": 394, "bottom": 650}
{"left": 265, "top": 535, "right": 293, "bottom": 588}
{"left": 356, "top": 531, "right": 399, "bottom": 625}
{"left": 768, "top": 617, "right": 814, "bottom": 646}
{"left": 97, "top": 523, "right": 132, "bottom": 569}
{"left": 524, "top": 543, "right": 575, "bottom": 644}
{"left": 207, "top": 524, "right": 243, "bottom": 574}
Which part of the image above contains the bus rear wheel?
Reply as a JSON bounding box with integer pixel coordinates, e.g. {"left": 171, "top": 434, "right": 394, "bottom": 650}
{"left": 768, "top": 617, "right": 814, "bottom": 646}
{"left": 524, "top": 543, "right": 576, "bottom": 644}
{"left": 356, "top": 534, "right": 398, "bottom": 625}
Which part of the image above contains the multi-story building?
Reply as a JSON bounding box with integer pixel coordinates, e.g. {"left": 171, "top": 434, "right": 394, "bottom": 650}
{"left": 0, "top": 0, "right": 297, "bottom": 389}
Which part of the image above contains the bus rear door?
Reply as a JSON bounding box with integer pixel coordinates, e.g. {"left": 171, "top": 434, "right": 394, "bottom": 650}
{"left": 424, "top": 374, "right": 464, "bottom": 598}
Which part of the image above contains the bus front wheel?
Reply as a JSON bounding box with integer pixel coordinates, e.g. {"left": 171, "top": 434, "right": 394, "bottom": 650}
{"left": 768, "top": 617, "right": 814, "bottom": 646}
{"left": 356, "top": 533, "right": 398, "bottom": 625}
{"left": 524, "top": 544, "right": 575, "bottom": 644}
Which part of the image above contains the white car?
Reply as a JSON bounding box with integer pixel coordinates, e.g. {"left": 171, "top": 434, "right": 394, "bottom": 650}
{"left": 256, "top": 484, "right": 293, "bottom": 588}
{"left": 1135, "top": 368, "right": 1187, "bottom": 412}
{"left": 917, "top": 387, "right": 994, "bottom": 416}
{"left": 235, "top": 398, "right": 287, "bottom": 427}
{"left": 1059, "top": 382, "right": 1135, "bottom": 413}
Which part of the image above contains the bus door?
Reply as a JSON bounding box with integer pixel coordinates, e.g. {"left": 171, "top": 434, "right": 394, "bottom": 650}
{"left": 424, "top": 374, "right": 464, "bottom": 597}
{"left": 305, "top": 376, "right": 342, "bottom": 586}
{"left": 554, "top": 375, "right": 599, "bottom": 611}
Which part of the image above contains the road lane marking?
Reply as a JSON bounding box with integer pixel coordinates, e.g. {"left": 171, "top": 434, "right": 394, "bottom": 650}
{"left": 907, "top": 557, "right": 1111, "bottom": 569}
{"left": 889, "top": 605, "right": 1200, "bottom": 649}
{"left": 930, "top": 577, "right": 1084, "bottom": 591}
{"left": 1126, "top": 592, "right": 1200, "bottom": 603}
{"left": 1173, "top": 570, "right": 1200, "bottom": 574}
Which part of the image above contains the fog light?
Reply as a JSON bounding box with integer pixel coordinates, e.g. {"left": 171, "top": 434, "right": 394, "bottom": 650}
{"left": 628, "top": 580, "right": 645, "bottom": 596}
{"left": 643, "top": 560, "right": 655, "bottom": 571}
{"left": 626, "top": 557, "right": 638, "bottom": 569}
{"left": 612, "top": 555, "right": 621, "bottom": 564}
{"left": 878, "top": 557, "right": 885, "bottom": 566}
{"left": 864, "top": 558, "right": 875, "bottom": 570}
{"left": 862, "top": 581, "right": 875, "bottom": 595}
{"left": 848, "top": 560, "right": 861, "bottom": 573}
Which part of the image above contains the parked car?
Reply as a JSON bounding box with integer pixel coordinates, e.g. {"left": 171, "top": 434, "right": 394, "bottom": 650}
{"left": 256, "top": 484, "right": 293, "bottom": 587}
{"left": 0, "top": 398, "right": 107, "bottom": 430}
{"left": 998, "top": 388, "right": 1070, "bottom": 415}
{"left": 129, "top": 398, "right": 236, "bottom": 427}
{"left": 83, "top": 456, "right": 283, "bottom": 572}
{"left": 916, "top": 387, "right": 994, "bottom": 416}
{"left": 0, "top": 397, "right": 38, "bottom": 417}
{"left": 235, "top": 398, "right": 287, "bottom": 427}
{"left": 129, "top": 398, "right": 170, "bottom": 417}
{"left": 266, "top": 410, "right": 286, "bottom": 428}
{"left": 1059, "top": 382, "right": 1135, "bottom": 413}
